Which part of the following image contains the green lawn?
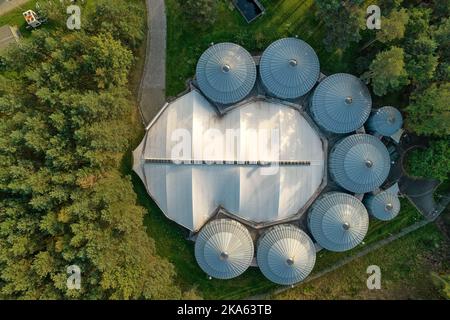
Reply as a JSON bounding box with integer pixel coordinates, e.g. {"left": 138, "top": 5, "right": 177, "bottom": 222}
{"left": 166, "top": 0, "right": 365, "bottom": 97}
{"left": 275, "top": 223, "right": 448, "bottom": 299}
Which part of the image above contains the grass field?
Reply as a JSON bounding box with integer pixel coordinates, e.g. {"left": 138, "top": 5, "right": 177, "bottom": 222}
{"left": 165, "top": 0, "right": 364, "bottom": 97}
{"left": 275, "top": 223, "right": 449, "bottom": 299}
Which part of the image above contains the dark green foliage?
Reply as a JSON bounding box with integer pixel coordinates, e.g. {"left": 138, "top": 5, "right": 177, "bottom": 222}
{"left": 362, "top": 46, "right": 409, "bottom": 96}
{"left": 405, "top": 83, "right": 450, "bottom": 137}
{"left": 314, "top": 0, "right": 365, "bottom": 51}
{"left": 407, "top": 139, "right": 450, "bottom": 182}
{"left": 85, "top": 0, "right": 146, "bottom": 51}
{"left": 0, "top": 1, "right": 185, "bottom": 299}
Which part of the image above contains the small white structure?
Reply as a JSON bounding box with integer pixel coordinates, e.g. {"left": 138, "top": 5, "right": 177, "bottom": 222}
{"left": 23, "top": 10, "right": 42, "bottom": 28}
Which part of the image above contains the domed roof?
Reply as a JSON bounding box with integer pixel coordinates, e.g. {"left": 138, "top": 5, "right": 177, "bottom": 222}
{"left": 257, "top": 224, "right": 316, "bottom": 285}
{"left": 366, "top": 106, "right": 403, "bottom": 136}
{"left": 329, "top": 134, "right": 391, "bottom": 193}
{"left": 308, "top": 192, "right": 369, "bottom": 252}
{"left": 364, "top": 191, "right": 401, "bottom": 221}
{"left": 260, "top": 38, "right": 320, "bottom": 99}
{"left": 310, "top": 73, "right": 372, "bottom": 133}
{"left": 196, "top": 43, "right": 257, "bottom": 105}
{"left": 195, "top": 219, "right": 254, "bottom": 279}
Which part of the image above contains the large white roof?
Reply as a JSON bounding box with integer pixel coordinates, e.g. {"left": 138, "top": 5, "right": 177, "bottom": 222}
{"left": 133, "top": 90, "right": 325, "bottom": 231}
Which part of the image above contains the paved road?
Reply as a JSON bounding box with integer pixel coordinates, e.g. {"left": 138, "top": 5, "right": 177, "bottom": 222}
{"left": 0, "top": 0, "right": 29, "bottom": 15}
{"left": 138, "top": 0, "right": 167, "bottom": 125}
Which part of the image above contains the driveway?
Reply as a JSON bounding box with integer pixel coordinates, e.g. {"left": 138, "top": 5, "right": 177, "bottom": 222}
{"left": 138, "top": 0, "right": 167, "bottom": 125}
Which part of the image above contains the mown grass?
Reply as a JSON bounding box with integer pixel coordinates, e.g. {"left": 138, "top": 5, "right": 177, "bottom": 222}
{"left": 275, "top": 222, "right": 448, "bottom": 299}
{"left": 165, "top": 0, "right": 364, "bottom": 97}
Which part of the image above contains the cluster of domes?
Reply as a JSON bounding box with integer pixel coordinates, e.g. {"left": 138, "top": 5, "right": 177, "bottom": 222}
{"left": 135, "top": 37, "right": 406, "bottom": 286}
{"left": 192, "top": 38, "right": 404, "bottom": 285}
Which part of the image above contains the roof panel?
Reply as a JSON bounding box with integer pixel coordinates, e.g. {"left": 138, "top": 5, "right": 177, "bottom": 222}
{"left": 260, "top": 38, "right": 320, "bottom": 99}
{"left": 329, "top": 134, "right": 390, "bottom": 193}
{"left": 310, "top": 73, "right": 372, "bottom": 133}
{"left": 195, "top": 219, "right": 254, "bottom": 279}
{"left": 366, "top": 106, "right": 403, "bottom": 136}
{"left": 364, "top": 191, "right": 401, "bottom": 221}
{"left": 308, "top": 192, "right": 369, "bottom": 252}
{"left": 196, "top": 43, "right": 257, "bottom": 104}
{"left": 257, "top": 224, "right": 316, "bottom": 285}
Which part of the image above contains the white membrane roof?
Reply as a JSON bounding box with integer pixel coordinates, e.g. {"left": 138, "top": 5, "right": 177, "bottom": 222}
{"left": 133, "top": 90, "right": 325, "bottom": 231}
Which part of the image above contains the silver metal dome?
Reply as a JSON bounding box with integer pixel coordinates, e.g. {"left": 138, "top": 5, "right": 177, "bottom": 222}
{"left": 366, "top": 106, "right": 403, "bottom": 136}
{"left": 195, "top": 219, "right": 254, "bottom": 279}
{"left": 364, "top": 191, "right": 401, "bottom": 221}
{"left": 310, "top": 73, "right": 372, "bottom": 133}
{"left": 257, "top": 224, "right": 316, "bottom": 285}
{"left": 196, "top": 43, "right": 257, "bottom": 105}
{"left": 260, "top": 38, "right": 320, "bottom": 99}
{"left": 329, "top": 134, "right": 391, "bottom": 193}
{"left": 308, "top": 192, "right": 369, "bottom": 252}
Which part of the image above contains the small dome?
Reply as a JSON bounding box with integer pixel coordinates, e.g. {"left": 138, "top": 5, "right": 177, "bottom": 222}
{"left": 308, "top": 192, "right": 369, "bottom": 252}
{"left": 364, "top": 191, "right": 401, "bottom": 221}
{"left": 260, "top": 38, "right": 320, "bottom": 99}
{"left": 310, "top": 73, "right": 372, "bottom": 133}
{"left": 195, "top": 219, "right": 254, "bottom": 279}
{"left": 196, "top": 43, "right": 257, "bottom": 105}
{"left": 329, "top": 134, "right": 391, "bottom": 193}
{"left": 366, "top": 106, "right": 403, "bottom": 136}
{"left": 257, "top": 224, "right": 316, "bottom": 285}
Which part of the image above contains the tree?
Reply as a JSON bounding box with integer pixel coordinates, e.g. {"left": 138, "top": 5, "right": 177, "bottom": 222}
{"left": 85, "top": 0, "right": 146, "bottom": 51}
{"left": 0, "top": 1, "right": 192, "bottom": 299}
{"left": 360, "top": 8, "right": 409, "bottom": 51}
{"left": 376, "top": 9, "right": 409, "bottom": 43}
{"left": 407, "top": 139, "right": 450, "bottom": 182}
{"left": 405, "top": 83, "right": 450, "bottom": 136}
{"left": 362, "top": 46, "right": 409, "bottom": 96}
{"left": 315, "top": 0, "right": 365, "bottom": 51}
{"left": 183, "top": 0, "right": 217, "bottom": 30}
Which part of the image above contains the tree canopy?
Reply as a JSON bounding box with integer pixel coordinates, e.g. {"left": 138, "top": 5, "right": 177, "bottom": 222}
{"left": 315, "top": 0, "right": 365, "bottom": 51}
{"left": 405, "top": 83, "right": 450, "bottom": 137}
{"left": 0, "top": 1, "right": 191, "bottom": 299}
{"left": 362, "top": 46, "right": 409, "bottom": 96}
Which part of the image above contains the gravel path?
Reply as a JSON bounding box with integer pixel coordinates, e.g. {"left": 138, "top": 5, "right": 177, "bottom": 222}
{"left": 138, "top": 0, "right": 167, "bottom": 125}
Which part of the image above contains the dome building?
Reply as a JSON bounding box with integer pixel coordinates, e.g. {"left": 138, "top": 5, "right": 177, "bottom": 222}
{"left": 134, "top": 38, "right": 407, "bottom": 285}
{"left": 196, "top": 42, "right": 257, "bottom": 105}
{"left": 194, "top": 219, "right": 254, "bottom": 279}
{"left": 364, "top": 191, "right": 401, "bottom": 221}
{"left": 329, "top": 134, "right": 391, "bottom": 194}
{"left": 256, "top": 224, "right": 316, "bottom": 285}
{"left": 310, "top": 73, "right": 372, "bottom": 134}
{"left": 259, "top": 38, "right": 320, "bottom": 100}
{"left": 308, "top": 192, "right": 369, "bottom": 252}
{"left": 366, "top": 106, "right": 403, "bottom": 137}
